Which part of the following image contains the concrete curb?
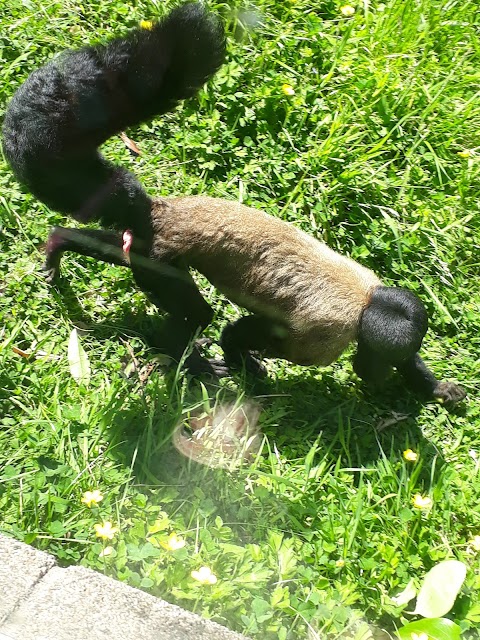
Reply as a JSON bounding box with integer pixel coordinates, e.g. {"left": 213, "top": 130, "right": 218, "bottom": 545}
{"left": 0, "top": 534, "right": 249, "bottom": 640}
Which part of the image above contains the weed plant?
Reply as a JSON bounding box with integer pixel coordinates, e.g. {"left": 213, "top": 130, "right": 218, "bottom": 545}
{"left": 0, "top": 0, "right": 479, "bottom": 638}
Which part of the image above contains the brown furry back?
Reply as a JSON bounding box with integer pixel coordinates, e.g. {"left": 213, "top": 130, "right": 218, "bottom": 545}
{"left": 150, "top": 196, "right": 382, "bottom": 366}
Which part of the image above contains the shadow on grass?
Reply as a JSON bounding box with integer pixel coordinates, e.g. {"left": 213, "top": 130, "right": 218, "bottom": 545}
{"left": 48, "top": 268, "right": 459, "bottom": 490}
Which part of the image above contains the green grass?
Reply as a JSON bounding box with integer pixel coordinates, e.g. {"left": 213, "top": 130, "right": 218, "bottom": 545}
{"left": 1, "top": 0, "right": 479, "bottom": 638}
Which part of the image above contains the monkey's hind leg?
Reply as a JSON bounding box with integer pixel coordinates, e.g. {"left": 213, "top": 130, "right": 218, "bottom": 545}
{"left": 43, "top": 227, "right": 129, "bottom": 283}
{"left": 131, "top": 258, "right": 229, "bottom": 377}
{"left": 220, "top": 315, "right": 289, "bottom": 376}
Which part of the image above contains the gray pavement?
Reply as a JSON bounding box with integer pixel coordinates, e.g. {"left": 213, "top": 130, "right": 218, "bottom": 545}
{"left": 0, "top": 534, "right": 248, "bottom": 640}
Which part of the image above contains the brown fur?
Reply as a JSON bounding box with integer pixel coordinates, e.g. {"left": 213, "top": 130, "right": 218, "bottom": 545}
{"left": 150, "top": 196, "right": 381, "bottom": 366}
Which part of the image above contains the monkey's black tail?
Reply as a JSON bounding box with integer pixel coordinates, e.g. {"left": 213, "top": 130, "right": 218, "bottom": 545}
{"left": 2, "top": 3, "right": 225, "bottom": 236}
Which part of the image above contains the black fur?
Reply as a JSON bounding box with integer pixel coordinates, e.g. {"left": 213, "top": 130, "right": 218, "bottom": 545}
{"left": 354, "top": 287, "right": 465, "bottom": 403}
{"left": 359, "top": 286, "right": 428, "bottom": 363}
{"left": 353, "top": 286, "right": 429, "bottom": 388}
{"left": 2, "top": 3, "right": 225, "bottom": 236}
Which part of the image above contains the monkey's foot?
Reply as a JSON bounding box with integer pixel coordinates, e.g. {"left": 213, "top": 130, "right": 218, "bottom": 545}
{"left": 434, "top": 381, "right": 466, "bottom": 405}
{"left": 185, "top": 351, "right": 230, "bottom": 378}
{"left": 195, "top": 337, "right": 214, "bottom": 349}
{"left": 40, "top": 263, "right": 59, "bottom": 284}
{"left": 244, "top": 352, "right": 268, "bottom": 377}
{"left": 225, "top": 352, "right": 267, "bottom": 378}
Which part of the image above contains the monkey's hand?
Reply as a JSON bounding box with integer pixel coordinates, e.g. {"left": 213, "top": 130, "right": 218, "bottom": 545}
{"left": 433, "top": 381, "right": 466, "bottom": 405}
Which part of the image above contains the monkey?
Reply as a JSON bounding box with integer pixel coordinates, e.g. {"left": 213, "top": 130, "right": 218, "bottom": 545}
{"left": 2, "top": 5, "right": 465, "bottom": 404}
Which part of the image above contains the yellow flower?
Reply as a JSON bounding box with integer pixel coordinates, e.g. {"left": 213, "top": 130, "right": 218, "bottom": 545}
{"left": 335, "top": 559, "right": 345, "bottom": 567}
{"left": 281, "top": 83, "right": 295, "bottom": 96}
{"left": 340, "top": 5, "right": 356, "bottom": 17}
{"left": 470, "top": 535, "right": 480, "bottom": 552}
{"left": 191, "top": 566, "right": 217, "bottom": 585}
{"left": 457, "top": 150, "right": 471, "bottom": 158}
{"left": 160, "top": 533, "right": 186, "bottom": 551}
{"left": 81, "top": 489, "right": 104, "bottom": 508}
{"left": 403, "top": 449, "right": 418, "bottom": 462}
{"left": 140, "top": 20, "right": 154, "bottom": 30}
{"left": 94, "top": 521, "right": 118, "bottom": 540}
{"left": 99, "top": 546, "right": 114, "bottom": 558}
{"left": 412, "top": 494, "right": 433, "bottom": 510}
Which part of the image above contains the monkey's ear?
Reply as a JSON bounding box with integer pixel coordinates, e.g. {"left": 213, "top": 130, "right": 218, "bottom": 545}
{"left": 360, "top": 287, "right": 428, "bottom": 364}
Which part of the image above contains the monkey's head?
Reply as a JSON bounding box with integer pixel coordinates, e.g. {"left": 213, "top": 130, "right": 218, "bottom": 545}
{"left": 354, "top": 286, "right": 429, "bottom": 384}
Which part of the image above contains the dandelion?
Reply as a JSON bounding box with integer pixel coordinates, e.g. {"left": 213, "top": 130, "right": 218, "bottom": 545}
{"left": 94, "top": 521, "right": 118, "bottom": 540}
{"left": 81, "top": 489, "right": 104, "bottom": 508}
{"left": 403, "top": 449, "right": 418, "bottom": 462}
{"left": 159, "top": 532, "right": 186, "bottom": 551}
{"left": 340, "top": 5, "right": 356, "bottom": 17}
{"left": 99, "top": 546, "right": 114, "bottom": 558}
{"left": 140, "top": 20, "right": 154, "bottom": 30}
{"left": 470, "top": 535, "right": 480, "bottom": 552}
{"left": 412, "top": 494, "right": 433, "bottom": 510}
{"left": 281, "top": 83, "right": 295, "bottom": 96}
{"left": 191, "top": 566, "right": 217, "bottom": 585}
{"left": 457, "top": 150, "right": 471, "bottom": 158}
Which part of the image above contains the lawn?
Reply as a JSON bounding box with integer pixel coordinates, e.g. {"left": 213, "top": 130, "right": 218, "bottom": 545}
{"left": 0, "top": 0, "right": 479, "bottom": 638}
